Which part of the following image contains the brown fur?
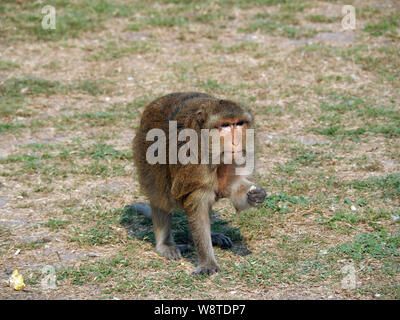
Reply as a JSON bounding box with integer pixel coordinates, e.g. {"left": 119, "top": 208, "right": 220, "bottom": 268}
{"left": 132, "top": 92, "right": 265, "bottom": 275}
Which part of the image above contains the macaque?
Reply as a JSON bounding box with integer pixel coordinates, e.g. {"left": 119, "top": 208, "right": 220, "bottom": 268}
{"left": 132, "top": 92, "right": 266, "bottom": 275}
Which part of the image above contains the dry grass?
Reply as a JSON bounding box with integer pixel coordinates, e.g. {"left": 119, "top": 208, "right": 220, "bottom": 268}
{"left": 0, "top": 0, "right": 399, "bottom": 300}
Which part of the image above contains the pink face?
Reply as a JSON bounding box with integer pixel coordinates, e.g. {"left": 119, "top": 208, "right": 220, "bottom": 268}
{"left": 217, "top": 119, "right": 247, "bottom": 160}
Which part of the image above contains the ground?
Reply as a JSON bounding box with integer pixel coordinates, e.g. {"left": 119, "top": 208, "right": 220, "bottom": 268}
{"left": 0, "top": 0, "right": 399, "bottom": 300}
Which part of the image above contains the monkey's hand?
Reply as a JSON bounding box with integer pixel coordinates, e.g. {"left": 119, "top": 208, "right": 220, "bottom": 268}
{"left": 247, "top": 185, "right": 266, "bottom": 207}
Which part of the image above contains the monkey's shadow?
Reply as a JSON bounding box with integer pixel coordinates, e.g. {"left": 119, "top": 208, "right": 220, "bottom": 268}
{"left": 120, "top": 205, "right": 252, "bottom": 263}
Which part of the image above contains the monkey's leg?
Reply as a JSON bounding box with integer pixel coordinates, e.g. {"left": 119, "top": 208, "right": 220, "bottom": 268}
{"left": 184, "top": 191, "right": 221, "bottom": 275}
{"left": 133, "top": 202, "right": 231, "bottom": 249}
{"left": 151, "top": 205, "right": 189, "bottom": 260}
{"left": 129, "top": 203, "right": 193, "bottom": 253}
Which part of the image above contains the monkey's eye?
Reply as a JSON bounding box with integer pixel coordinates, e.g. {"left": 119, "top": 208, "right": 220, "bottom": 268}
{"left": 235, "top": 121, "right": 245, "bottom": 126}
{"left": 221, "top": 123, "right": 231, "bottom": 128}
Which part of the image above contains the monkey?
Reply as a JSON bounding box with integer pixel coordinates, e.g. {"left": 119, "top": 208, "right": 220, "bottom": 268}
{"left": 132, "top": 92, "right": 266, "bottom": 275}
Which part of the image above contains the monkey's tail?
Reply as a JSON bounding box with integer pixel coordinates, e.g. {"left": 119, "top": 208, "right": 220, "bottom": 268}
{"left": 130, "top": 202, "right": 152, "bottom": 219}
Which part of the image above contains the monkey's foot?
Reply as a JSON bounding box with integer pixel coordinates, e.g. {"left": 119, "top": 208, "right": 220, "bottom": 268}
{"left": 156, "top": 244, "right": 182, "bottom": 260}
{"left": 176, "top": 244, "right": 193, "bottom": 253}
{"left": 211, "top": 232, "right": 232, "bottom": 249}
{"left": 247, "top": 186, "right": 266, "bottom": 207}
{"left": 192, "top": 264, "right": 221, "bottom": 276}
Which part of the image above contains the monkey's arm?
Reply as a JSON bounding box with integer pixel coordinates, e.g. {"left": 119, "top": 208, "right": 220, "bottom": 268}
{"left": 228, "top": 177, "right": 266, "bottom": 212}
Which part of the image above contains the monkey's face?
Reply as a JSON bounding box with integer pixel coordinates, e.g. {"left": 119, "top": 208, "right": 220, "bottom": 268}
{"left": 195, "top": 100, "right": 254, "bottom": 166}
{"left": 219, "top": 119, "right": 247, "bottom": 156}
{"left": 206, "top": 119, "right": 250, "bottom": 165}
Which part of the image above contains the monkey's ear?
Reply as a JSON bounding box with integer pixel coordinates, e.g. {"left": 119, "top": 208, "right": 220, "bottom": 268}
{"left": 196, "top": 110, "right": 207, "bottom": 126}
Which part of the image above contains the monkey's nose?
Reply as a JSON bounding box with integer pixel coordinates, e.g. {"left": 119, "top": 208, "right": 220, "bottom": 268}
{"left": 232, "top": 135, "right": 241, "bottom": 146}
{"left": 232, "top": 128, "right": 243, "bottom": 146}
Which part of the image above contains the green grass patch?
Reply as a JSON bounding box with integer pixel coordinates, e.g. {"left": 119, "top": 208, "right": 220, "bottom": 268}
{"left": 263, "top": 192, "right": 309, "bottom": 214}
{"left": 363, "top": 14, "right": 399, "bottom": 37}
{"left": 87, "top": 143, "right": 131, "bottom": 160}
{"left": 347, "top": 174, "right": 400, "bottom": 199}
{"left": 16, "top": 238, "right": 51, "bottom": 249}
{"left": 311, "top": 124, "right": 400, "bottom": 140}
{"left": 69, "top": 207, "right": 125, "bottom": 246}
{"left": 2, "top": 0, "right": 138, "bottom": 41}
{"left": 0, "top": 122, "right": 26, "bottom": 133}
{"left": 58, "top": 256, "right": 131, "bottom": 285}
{"left": 0, "top": 77, "right": 64, "bottom": 97}
{"left": 233, "top": 251, "right": 298, "bottom": 286}
{"left": 69, "top": 79, "right": 114, "bottom": 95}
{"left": 330, "top": 231, "right": 400, "bottom": 261}
{"left": 311, "top": 94, "right": 400, "bottom": 140}
{"left": 43, "top": 218, "right": 70, "bottom": 231}
{"left": 0, "top": 76, "right": 116, "bottom": 133}
{"left": 0, "top": 59, "right": 20, "bottom": 70}
{"left": 240, "top": 12, "right": 317, "bottom": 39}
{"left": 0, "top": 76, "right": 114, "bottom": 98}
{"left": 88, "top": 41, "right": 157, "bottom": 61}
{"left": 212, "top": 41, "right": 261, "bottom": 55}
{"left": 306, "top": 14, "right": 336, "bottom": 23}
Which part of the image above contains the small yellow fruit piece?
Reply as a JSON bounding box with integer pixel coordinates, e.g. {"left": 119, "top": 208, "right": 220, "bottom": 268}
{"left": 9, "top": 269, "right": 25, "bottom": 291}
{"left": 249, "top": 185, "right": 257, "bottom": 192}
